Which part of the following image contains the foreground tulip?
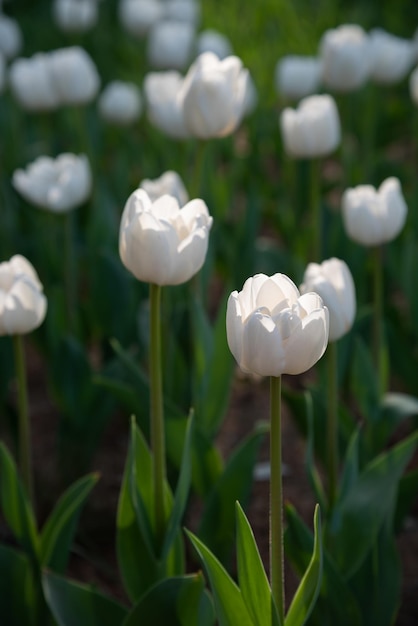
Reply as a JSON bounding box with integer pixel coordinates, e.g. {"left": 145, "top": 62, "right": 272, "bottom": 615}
{"left": 119, "top": 189, "right": 212, "bottom": 286}
{"left": 274, "top": 55, "right": 322, "bottom": 101}
{"left": 0, "top": 13, "right": 22, "bottom": 60}
{"left": 144, "top": 70, "right": 191, "bottom": 139}
{"left": 139, "top": 170, "right": 189, "bottom": 206}
{"left": 369, "top": 28, "right": 415, "bottom": 84}
{"left": 319, "top": 24, "right": 372, "bottom": 92}
{"left": 53, "top": 0, "right": 98, "bottom": 33}
{"left": 300, "top": 258, "right": 356, "bottom": 342}
{"left": 147, "top": 20, "right": 195, "bottom": 70}
{"left": 13, "top": 153, "right": 92, "bottom": 212}
{"left": 342, "top": 177, "right": 407, "bottom": 246}
{"left": 280, "top": 94, "right": 341, "bottom": 158}
{"left": 226, "top": 273, "right": 329, "bottom": 377}
{"left": 98, "top": 81, "right": 142, "bottom": 125}
{"left": 182, "top": 52, "right": 249, "bottom": 138}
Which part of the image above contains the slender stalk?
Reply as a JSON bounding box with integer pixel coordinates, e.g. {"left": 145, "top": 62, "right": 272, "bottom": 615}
{"left": 270, "top": 375, "right": 284, "bottom": 623}
{"left": 150, "top": 283, "right": 166, "bottom": 543}
{"left": 309, "top": 158, "right": 321, "bottom": 262}
{"left": 327, "top": 341, "right": 338, "bottom": 509}
{"left": 372, "top": 245, "right": 386, "bottom": 396}
{"left": 12, "top": 335, "right": 34, "bottom": 505}
{"left": 64, "top": 211, "right": 77, "bottom": 333}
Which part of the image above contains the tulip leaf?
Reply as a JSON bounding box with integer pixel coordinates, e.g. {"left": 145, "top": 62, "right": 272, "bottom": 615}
{"left": 0, "top": 442, "right": 39, "bottom": 561}
{"left": 235, "top": 501, "right": 280, "bottom": 626}
{"left": 40, "top": 473, "right": 99, "bottom": 572}
{"left": 376, "top": 392, "right": 418, "bottom": 450}
{"left": 395, "top": 467, "right": 418, "bottom": 530}
{"left": 285, "top": 504, "right": 323, "bottom": 626}
{"left": 42, "top": 570, "right": 128, "bottom": 626}
{"left": 186, "top": 530, "right": 253, "bottom": 626}
{"left": 338, "top": 428, "right": 360, "bottom": 503}
{"left": 0, "top": 545, "right": 38, "bottom": 626}
{"left": 122, "top": 573, "right": 213, "bottom": 626}
{"left": 198, "top": 422, "right": 267, "bottom": 565}
{"left": 350, "top": 336, "right": 379, "bottom": 426}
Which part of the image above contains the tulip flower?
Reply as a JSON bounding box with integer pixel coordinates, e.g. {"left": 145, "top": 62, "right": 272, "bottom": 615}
{"left": 98, "top": 81, "right": 142, "bottom": 125}
{"left": 164, "top": 0, "right": 200, "bottom": 26}
{"left": 9, "top": 53, "right": 59, "bottom": 112}
{"left": 49, "top": 46, "right": 100, "bottom": 106}
{"left": 118, "top": 0, "right": 163, "bottom": 38}
{"left": 13, "top": 153, "right": 92, "bottom": 213}
{"left": 139, "top": 170, "right": 189, "bottom": 206}
{"left": 182, "top": 52, "right": 249, "bottom": 139}
{"left": 147, "top": 20, "right": 195, "bottom": 70}
{"left": 53, "top": 0, "right": 98, "bottom": 33}
{"left": 0, "top": 13, "right": 22, "bottom": 60}
{"left": 319, "top": 24, "right": 372, "bottom": 92}
{"left": 369, "top": 28, "right": 415, "bottom": 84}
{"left": 119, "top": 189, "right": 213, "bottom": 286}
{"left": 342, "top": 177, "right": 407, "bottom": 247}
{"left": 196, "top": 29, "right": 233, "bottom": 60}
{"left": 143, "top": 70, "right": 191, "bottom": 139}
{"left": 274, "top": 55, "right": 322, "bottom": 101}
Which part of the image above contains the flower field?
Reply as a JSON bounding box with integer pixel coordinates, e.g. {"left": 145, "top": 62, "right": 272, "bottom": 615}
{"left": 1, "top": 0, "right": 418, "bottom": 624}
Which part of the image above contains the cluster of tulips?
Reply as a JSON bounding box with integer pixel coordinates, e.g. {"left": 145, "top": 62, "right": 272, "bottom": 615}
{"left": 1, "top": 1, "right": 418, "bottom": 625}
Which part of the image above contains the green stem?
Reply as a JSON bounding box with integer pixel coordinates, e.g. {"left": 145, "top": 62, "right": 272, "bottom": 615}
{"left": 270, "top": 375, "right": 284, "bottom": 623}
{"left": 372, "top": 246, "right": 386, "bottom": 396}
{"left": 150, "top": 283, "right": 166, "bottom": 543}
{"left": 12, "top": 335, "right": 34, "bottom": 505}
{"left": 327, "top": 341, "right": 338, "bottom": 509}
{"left": 310, "top": 158, "right": 321, "bottom": 262}
{"left": 64, "top": 211, "right": 76, "bottom": 334}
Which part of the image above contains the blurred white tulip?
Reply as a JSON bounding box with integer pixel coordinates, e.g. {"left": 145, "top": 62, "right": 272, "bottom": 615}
{"left": 118, "top": 0, "right": 163, "bottom": 37}
{"left": 369, "top": 28, "right": 415, "bottom": 84}
{"left": 9, "top": 53, "right": 59, "bottom": 111}
{"left": 164, "top": 0, "right": 200, "bottom": 26}
{"left": 53, "top": 0, "right": 98, "bottom": 33}
{"left": 147, "top": 20, "right": 195, "bottom": 70}
{"left": 0, "top": 13, "right": 22, "bottom": 60}
{"left": 49, "top": 46, "right": 100, "bottom": 105}
{"left": 143, "top": 70, "right": 190, "bottom": 138}
{"left": 275, "top": 55, "right": 322, "bottom": 100}
{"left": 140, "top": 170, "right": 189, "bottom": 206}
{"left": 196, "top": 29, "right": 233, "bottom": 60}
{"left": 98, "top": 80, "right": 142, "bottom": 125}
{"left": 319, "top": 24, "right": 372, "bottom": 91}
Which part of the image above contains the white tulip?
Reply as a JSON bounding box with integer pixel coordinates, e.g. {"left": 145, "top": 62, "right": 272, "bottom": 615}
{"left": 280, "top": 94, "right": 341, "bottom": 158}
{"left": 274, "top": 55, "right": 322, "bottom": 101}
{"left": 342, "top": 177, "right": 407, "bottom": 246}
{"left": 0, "top": 255, "right": 47, "bottom": 336}
{"left": 9, "top": 53, "right": 59, "bottom": 112}
{"left": 98, "top": 81, "right": 142, "bottom": 125}
{"left": 143, "top": 70, "right": 190, "bottom": 139}
{"left": 164, "top": 0, "right": 200, "bottom": 26}
{"left": 53, "top": 0, "right": 98, "bottom": 33}
{"left": 13, "top": 153, "right": 92, "bottom": 213}
{"left": 140, "top": 171, "right": 189, "bottom": 206}
{"left": 182, "top": 52, "right": 249, "bottom": 138}
{"left": 118, "top": 0, "right": 163, "bottom": 37}
{"left": 369, "top": 28, "right": 415, "bottom": 84}
{"left": 147, "top": 20, "right": 195, "bottom": 70}
{"left": 300, "top": 258, "right": 356, "bottom": 342}
{"left": 49, "top": 46, "right": 100, "bottom": 105}
{"left": 0, "top": 14, "right": 22, "bottom": 60}
{"left": 409, "top": 65, "right": 418, "bottom": 105}
{"left": 119, "top": 189, "right": 212, "bottom": 286}
{"left": 319, "top": 24, "right": 372, "bottom": 91}
{"left": 196, "top": 29, "right": 233, "bottom": 60}
{"left": 226, "top": 273, "right": 329, "bottom": 377}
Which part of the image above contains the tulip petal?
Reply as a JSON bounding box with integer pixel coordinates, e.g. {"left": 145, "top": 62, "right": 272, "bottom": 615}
{"left": 241, "top": 310, "right": 285, "bottom": 377}
{"left": 283, "top": 307, "right": 329, "bottom": 374}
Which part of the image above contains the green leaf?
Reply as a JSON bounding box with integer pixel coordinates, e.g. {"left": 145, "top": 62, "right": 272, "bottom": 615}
{"left": 50, "top": 336, "right": 92, "bottom": 420}
{"left": 285, "top": 505, "right": 323, "bottom": 626}
{"left": 123, "top": 574, "right": 212, "bottom": 626}
{"left": 349, "top": 337, "right": 379, "bottom": 425}
{"left": 0, "top": 545, "right": 38, "bottom": 626}
{"left": 236, "top": 502, "right": 280, "bottom": 626}
{"left": 0, "top": 442, "right": 39, "bottom": 560}
{"left": 42, "top": 570, "right": 128, "bottom": 626}
{"left": 198, "top": 423, "right": 267, "bottom": 565}
{"left": 40, "top": 473, "right": 99, "bottom": 572}
{"left": 190, "top": 426, "right": 223, "bottom": 497}
{"left": 395, "top": 467, "right": 418, "bottom": 531}
{"left": 338, "top": 428, "right": 360, "bottom": 503}
{"left": 186, "top": 530, "right": 253, "bottom": 626}
{"left": 377, "top": 392, "right": 418, "bottom": 449}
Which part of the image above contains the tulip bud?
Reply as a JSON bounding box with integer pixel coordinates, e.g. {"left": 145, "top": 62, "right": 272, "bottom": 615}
{"left": 139, "top": 170, "right": 189, "bottom": 206}
{"left": 9, "top": 53, "right": 59, "bottom": 112}
{"left": 143, "top": 70, "right": 190, "bottom": 139}
{"left": 319, "top": 24, "right": 372, "bottom": 92}
{"left": 118, "top": 0, "right": 163, "bottom": 38}
{"left": 49, "top": 46, "right": 100, "bottom": 105}
{"left": 226, "top": 273, "right": 329, "bottom": 377}
{"left": 147, "top": 20, "right": 195, "bottom": 70}
{"left": 369, "top": 28, "right": 415, "bottom": 84}
{"left": 274, "top": 55, "right": 322, "bottom": 101}
{"left": 98, "top": 81, "right": 142, "bottom": 125}
{"left": 119, "top": 189, "right": 213, "bottom": 286}
{"left": 0, "top": 255, "right": 47, "bottom": 336}
{"left": 280, "top": 94, "right": 341, "bottom": 158}
{"left": 196, "top": 29, "right": 233, "bottom": 60}
{"left": 53, "top": 0, "right": 98, "bottom": 34}
{"left": 0, "top": 13, "right": 22, "bottom": 60}
{"left": 342, "top": 177, "right": 407, "bottom": 247}
{"left": 181, "top": 52, "right": 249, "bottom": 138}
{"left": 13, "top": 153, "right": 92, "bottom": 213}
{"left": 300, "top": 258, "right": 356, "bottom": 342}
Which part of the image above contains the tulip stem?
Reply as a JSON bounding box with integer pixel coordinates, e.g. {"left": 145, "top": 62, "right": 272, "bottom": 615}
{"left": 150, "top": 283, "right": 166, "bottom": 544}
{"left": 372, "top": 246, "right": 386, "bottom": 396}
{"left": 12, "top": 335, "right": 34, "bottom": 506}
{"left": 327, "top": 341, "right": 338, "bottom": 509}
{"left": 64, "top": 211, "right": 77, "bottom": 334}
{"left": 310, "top": 158, "right": 322, "bottom": 262}
{"left": 270, "top": 375, "right": 285, "bottom": 623}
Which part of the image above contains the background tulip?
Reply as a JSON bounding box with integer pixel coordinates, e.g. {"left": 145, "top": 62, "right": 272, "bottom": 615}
{"left": 342, "top": 177, "right": 408, "bottom": 246}
{"left": 147, "top": 20, "right": 195, "bottom": 70}
{"left": 143, "top": 70, "right": 190, "bottom": 138}
{"left": 0, "top": 13, "right": 22, "bottom": 60}
{"left": 98, "top": 81, "right": 142, "bottom": 125}
{"left": 9, "top": 53, "right": 59, "bottom": 111}
{"left": 196, "top": 29, "right": 233, "bottom": 59}
{"left": 49, "top": 46, "right": 100, "bottom": 105}
{"left": 118, "top": 0, "right": 163, "bottom": 38}
{"left": 226, "top": 273, "right": 329, "bottom": 377}
{"left": 274, "top": 55, "right": 322, "bottom": 101}
{"left": 13, "top": 153, "right": 92, "bottom": 212}
{"left": 300, "top": 258, "right": 356, "bottom": 341}
{"left": 280, "top": 94, "right": 341, "bottom": 158}
{"left": 319, "top": 24, "right": 372, "bottom": 91}
{"left": 0, "top": 255, "right": 47, "bottom": 335}
{"left": 53, "top": 0, "right": 98, "bottom": 33}
{"left": 369, "top": 28, "right": 415, "bottom": 84}
{"left": 140, "top": 171, "right": 189, "bottom": 205}
{"left": 119, "top": 189, "right": 213, "bottom": 286}
{"left": 164, "top": 0, "right": 200, "bottom": 26}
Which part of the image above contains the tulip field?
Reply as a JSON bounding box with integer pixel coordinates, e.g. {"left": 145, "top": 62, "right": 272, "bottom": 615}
{"left": 2, "top": 0, "right": 418, "bottom": 624}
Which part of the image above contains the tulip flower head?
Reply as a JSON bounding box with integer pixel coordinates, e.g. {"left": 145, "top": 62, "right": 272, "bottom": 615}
{"left": 9, "top": 53, "right": 60, "bottom": 112}
{"left": 147, "top": 20, "right": 195, "bottom": 70}
{"left": 13, "top": 153, "right": 92, "bottom": 213}
{"left": 118, "top": 0, "right": 163, "bottom": 38}
{"left": 119, "top": 189, "right": 213, "bottom": 286}
{"left": 300, "top": 258, "right": 356, "bottom": 342}
{"left": 0, "top": 13, "right": 22, "bottom": 60}
{"left": 275, "top": 55, "right": 322, "bottom": 101}
{"left": 98, "top": 81, "right": 142, "bottom": 125}
{"left": 140, "top": 170, "right": 189, "bottom": 206}
{"left": 0, "top": 255, "right": 47, "bottom": 336}
{"left": 196, "top": 29, "right": 233, "bottom": 60}
{"left": 226, "top": 273, "right": 329, "bottom": 377}
{"left": 280, "top": 94, "right": 341, "bottom": 158}
{"left": 53, "top": 0, "right": 98, "bottom": 34}
{"left": 369, "top": 28, "right": 415, "bottom": 84}
{"left": 49, "top": 46, "right": 100, "bottom": 105}
{"left": 319, "top": 24, "right": 372, "bottom": 92}
{"left": 342, "top": 177, "right": 407, "bottom": 246}
{"left": 164, "top": 0, "right": 200, "bottom": 26}
{"left": 144, "top": 70, "right": 191, "bottom": 139}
